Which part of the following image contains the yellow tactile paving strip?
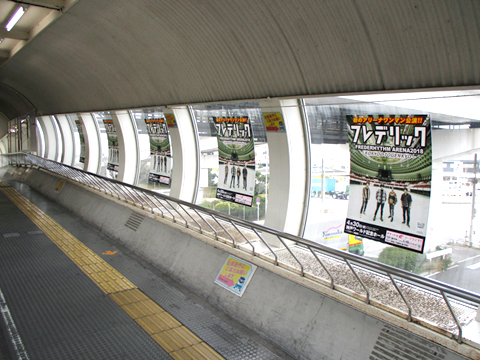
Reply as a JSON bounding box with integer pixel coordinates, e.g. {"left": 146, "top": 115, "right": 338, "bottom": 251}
{"left": 0, "top": 183, "right": 225, "bottom": 360}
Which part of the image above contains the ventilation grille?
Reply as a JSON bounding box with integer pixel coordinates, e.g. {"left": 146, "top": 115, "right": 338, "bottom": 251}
{"left": 125, "top": 212, "right": 145, "bottom": 232}
{"left": 370, "top": 325, "right": 447, "bottom": 360}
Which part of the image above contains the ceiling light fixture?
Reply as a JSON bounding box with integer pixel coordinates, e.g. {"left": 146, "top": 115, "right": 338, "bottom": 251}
{"left": 6, "top": 6, "right": 26, "bottom": 32}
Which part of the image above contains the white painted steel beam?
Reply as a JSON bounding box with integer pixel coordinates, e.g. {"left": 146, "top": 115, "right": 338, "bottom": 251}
{"left": 78, "top": 113, "right": 100, "bottom": 174}
{"left": 164, "top": 106, "right": 199, "bottom": 203}
{"left": 111, "top": 110, "right": 137, "bottom": 185}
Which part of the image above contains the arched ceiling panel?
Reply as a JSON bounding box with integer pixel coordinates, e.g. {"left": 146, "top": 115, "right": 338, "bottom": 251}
{"left": 0, "top": 0, "right": 478, "bottom": 119}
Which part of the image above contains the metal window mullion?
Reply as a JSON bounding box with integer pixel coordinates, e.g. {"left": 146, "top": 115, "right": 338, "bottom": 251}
{"left": 230, "top": 222, "right": 255, "bottom": 255}
{"left": 276, "top": 236, "right": 304, "bottom": 276}
{"left": 441, "top": 291, "right": 463, "bottom": 343}
{"left": 82, "top": 172, "right": 102, "bottom": 190}
{"left": 55, "top": 163, "right": 67, "bottom": 176}
{"left": 108, "top": 180, "right": 128, "bottom": 200}
{"left": 130, "top": 187, "right": 148, "bottom": 210}
{"left": 99, "top": 177, "right": 121, "bottom": 198}
{"left": 61, "top": 166, "right": 74, "bottom": 179}
{"left": 253, "top": 229, "right": 278, "bottom": 265}
{"left": 134, "top": 189, "right": 153, "bottom": 212}
{"left": 140, "top": 192, "right": 157, "bottom": 213}
{"left": 120, "top": 185, "right": 139, "bottom": 205}
{"left": 193, "top": 209, "right": 217, "bottom": 238}
{"left": 147, "top": 194, "right": 165, "bottom": 217}
{"left": 308, "top": 246, "right": 335, "bottom": 289}
{"left": 178, "top": 203, "right": 201, "bottom": 231}
{"left": 345, "top": 259, "right": 370, "bottom": 304}
{"left": 64, "top": 167, "right": 78, "bottom": 181}
{"left": 153, "top": 195, "right": 175, "bottom": 221}
{"left": 85, "top": 173, "right": 104, "bottom": 191}
{"left": 211, "top": 215, "right": 236, "bottom": 245}
{"left": 164, "top": 199, "right": 187, "bottom": 226}
{"left": 76, "top": 171, "right": 94, "bottom": 188}
{"left": 58, "top": 165, "right": 71, "bottom": 178}
{"left": 60, "top": 165, "right": 74, "bottom": 179}
{"left": 387, "top": 274, "right": 412, "bottom": 322}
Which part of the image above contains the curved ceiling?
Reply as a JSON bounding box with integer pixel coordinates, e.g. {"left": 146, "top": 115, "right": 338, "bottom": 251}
{"left": 0, "top": 0, "right": 479, "bottom": 120}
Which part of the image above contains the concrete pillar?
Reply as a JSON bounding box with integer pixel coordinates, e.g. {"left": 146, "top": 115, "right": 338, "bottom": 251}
{"left": 111, "top": 110, "right": 138, "bottom": 185}
{"left": 37, "top": 116, "right": 57, "bottom": 161}
{"left": 0, "top": 112, "right": 8, "bottom": 138}
{"left": 55, "top": 114, "right": 75, "bottom": 166}
{"left": 26, "top": 112, "right": 38, "bottom": 155}
{"left": 78, "top": 113, "right": 101, "bottom": 174}
{"left": 258, "top": 98, "right": 310, "bottom": 246}
{"left": 425, "top": 160, "right": 444, "bottom": 252}
{"left": 163, "top": 106, "right": 199, "bottom": 203}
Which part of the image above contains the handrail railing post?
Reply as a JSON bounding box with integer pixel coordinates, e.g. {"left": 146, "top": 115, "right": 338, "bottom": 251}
{"left": 230, "top": 222, "right": 255, "bottom": 255}
{"left": 153, "top": 195, "right": 175, "bottom": 221}
{"left": 193, "top": 209, "right": 217, "bottom": 239}
{"left": 211, "top": 215, "right": 236, "bottom": 245}
{"left": 276, "top": 236, "right": 304, "bottom": 276}
{"left": 164, "top": 199, "right": 188, "bottom": 226}
{"left": 345, "top": 259, "right": 370, "bottom": 304}
{"left": 253, "top": 229, "right": 278, "bottom": 266}
{"left": 178, "top": 203, "right": 202, "bottom": 232}
{"left": 308, "top": 246, "right": 335, "bottom": 289}
{"left": 388, "top": 273, "right": 412, "bottom": 322}
{"left": 441, "top": 291, "right": 463, "bottom": 343}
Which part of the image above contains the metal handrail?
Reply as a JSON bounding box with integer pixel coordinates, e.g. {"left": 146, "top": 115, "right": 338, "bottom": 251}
{"left": 3, "top": 152, "right": 480, "bottom": 344}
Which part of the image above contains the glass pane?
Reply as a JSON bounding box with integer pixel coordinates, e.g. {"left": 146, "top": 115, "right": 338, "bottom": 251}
{"left": 35, "top": 119, "right": 45, "bottom": 157}
{"left": 303, "top": 90, "right": 480, "bottom": 294}
{"left": 50, "top": 116, "right": 62, "bottom": 163}
{"left": 92, "top": 112, "right": 112, "bottom": 178}
{"left": 191, "top": 102, "right": 269, "bottom": 222}
{"left": 66, "top": 114, "right": 84, "bottom": 170}
{"left": 130, "top": 108, "right": 171, "bottom": 195}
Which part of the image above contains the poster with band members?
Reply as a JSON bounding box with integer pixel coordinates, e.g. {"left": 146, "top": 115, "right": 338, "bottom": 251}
{"left": 75, "top": 120, "right": 86, "bottom": 163}
{"left": 344, "top": 115, "right": 432, "bottom": 253}
{"left": 103, "top": 119, "right": 119, "bottom": 176}
{"left": 213, "top": 116, "right": 256, "bottom": 206}
{"left": 145, "top": 117, "right": 171, "bottom": 185}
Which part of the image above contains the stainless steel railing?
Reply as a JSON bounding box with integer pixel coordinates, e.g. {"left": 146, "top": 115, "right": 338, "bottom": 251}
{"left": 3, "top": 152, "right": 480, "bottom": 345}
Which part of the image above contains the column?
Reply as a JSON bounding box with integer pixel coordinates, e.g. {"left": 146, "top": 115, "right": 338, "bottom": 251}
{"left": 111, "top": 110, "right": 138, "bottom": 184}
{"left": 55, "top": 114, "right": 75, "bottom": 166}
{"left": 259, "top": 98, "right": 310, "bottom": 246}
{"left": 37, "top": 115, "right": 57, "bottom": 161}
{"left": 78, "top": 113, "right": 101, "bottom": 174}
{"left": 163, "top": 106, "right": 199, "bottom": 203}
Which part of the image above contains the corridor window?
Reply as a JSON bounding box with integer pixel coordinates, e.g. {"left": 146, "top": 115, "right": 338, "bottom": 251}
{"left": 303, "top": 90, "right": 480, "bottom": 296}
{"left": 66, "top": 113, "right": 84, "bottom": 170}
{"left": 91, "top": 112, "right": 112, "bottom": 178}
{"left": 130, "top": 108, "right": 171, "bottom": 195}
{"left": 191, "top": 102, "right": 269, "bottom": 222}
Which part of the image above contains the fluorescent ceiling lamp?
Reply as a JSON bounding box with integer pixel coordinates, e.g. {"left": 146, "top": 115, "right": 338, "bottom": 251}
{"left": 6, "top": 6, "right": 26, "bottom": 32}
